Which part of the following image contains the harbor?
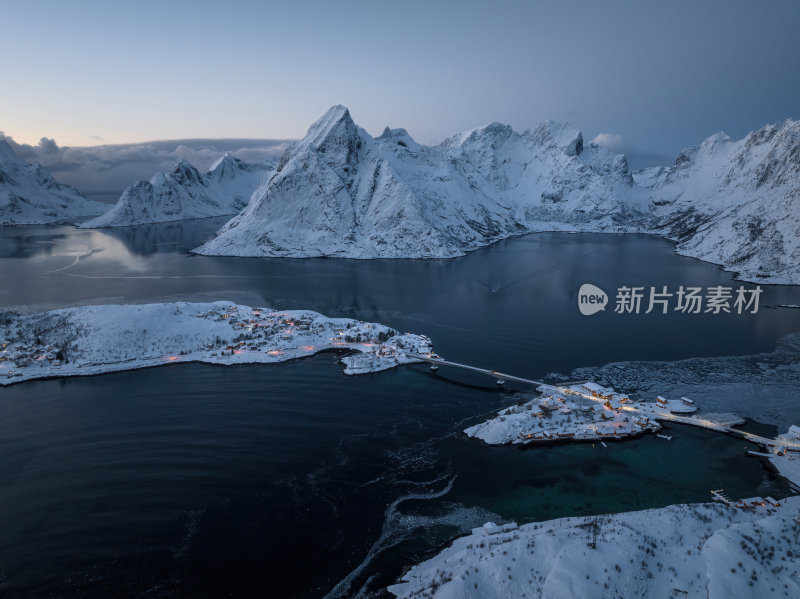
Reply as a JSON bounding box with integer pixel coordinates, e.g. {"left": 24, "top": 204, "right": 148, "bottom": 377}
{"left": 409, "top": 351, "right": 800, "bottom": 492}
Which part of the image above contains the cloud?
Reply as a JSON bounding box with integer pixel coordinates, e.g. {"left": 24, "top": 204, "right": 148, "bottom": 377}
{"left": 0, "top": 132, "right": 292, "bottom": 196}
{"left": 590, "top": 132, "right": 672, "bottom": 170}
{"left": 591, "top": 132, "right": 624, "bottom": 152}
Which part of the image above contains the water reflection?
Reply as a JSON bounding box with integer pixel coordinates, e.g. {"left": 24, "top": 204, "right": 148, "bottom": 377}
{"left": 97, "top": 216, "right": 232, "bottom": 255}
{"left": 0, "top": 229, "right": 72, "bottom": 259}
{"left": 0, "top": 223, "right": 799, "bottom": 372}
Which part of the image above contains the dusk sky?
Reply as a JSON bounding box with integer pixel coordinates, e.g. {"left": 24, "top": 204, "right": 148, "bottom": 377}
{"left": 3, "top": 0, "right": 799, "bottom": 164}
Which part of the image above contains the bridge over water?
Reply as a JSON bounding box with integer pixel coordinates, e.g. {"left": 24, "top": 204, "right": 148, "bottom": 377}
{"left": 405, "top": 353, "right": 800, "bottom": 451}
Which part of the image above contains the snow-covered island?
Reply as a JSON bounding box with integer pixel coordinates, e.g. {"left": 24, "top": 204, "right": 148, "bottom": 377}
{"left": 462, "top": 381, "right": 760, "bottom": 446}
{"left": 80, "top": 154, "right": 273, "bottom": 228}
{"left": 194, "top": 105, "right": 800, "bottom": 284}
{"left": 466, "top": 381, "right": 800, "bottom": 491}
{"left": 0, "top": 301, "right": 432, "bottom": 385}
{"left": 467, "top": 382, "right": 668, "bottom": 445}
{"left": 388, "top": 496, "right": 800, "bottom": 599}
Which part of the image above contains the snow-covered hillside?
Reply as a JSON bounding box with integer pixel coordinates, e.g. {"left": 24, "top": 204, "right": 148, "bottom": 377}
{"left": 638, "top": 119, "right": 800, "bottom": 284}
{"left": 194, "top": 106, "right": 799, "bottom": 284}
{"left": 81, "top": 154, "right": 272, "bottom": 227}
{"left": 389, "top": 497, "right": 800, "bottom": 599}
{"left": 0, "top": 301, "right": 432, "bottom": 385}
{"left": 194, "top": 105, "right": 644, "bottom": 258}
{"left": 0, "top": 140, "right": 106, "bottom": 225}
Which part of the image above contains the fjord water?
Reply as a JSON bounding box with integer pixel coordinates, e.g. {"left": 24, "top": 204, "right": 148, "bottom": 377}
{"left": 0, "top": 220, "right": 798, "bottom": 597}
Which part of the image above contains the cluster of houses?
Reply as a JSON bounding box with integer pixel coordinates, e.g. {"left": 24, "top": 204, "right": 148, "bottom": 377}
{"left": 1, "top": 303, "right": 434, "bottom": 385}
{"left": 466, "top": 380, "right": 722, "bottom": 446}
{"left": 1, "top": 339, "right": 63, "bottom": 378}
{"left": 194, "top": 307, "right": 397, "bottom": 358}
{"left": 711, "top": 489, "right": 783, "bottom": 511}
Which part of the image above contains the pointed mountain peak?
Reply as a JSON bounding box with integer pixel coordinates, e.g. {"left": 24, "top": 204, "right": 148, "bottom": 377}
{"left": 540, "top": 121, "right": 583, "bottom": 156}
{"left": 698, "top": 131, "right": 732, "bottom": 152}
{"left": 172, "top": 159, "right": 196, "bottom": 171}
{"left": 302, "top": 105, "right": 359, "bottom": 149}
{"left": 169, "top": 160, "right": 203, "bottom": 185}
{"left": 209, "top": 152, "right": 242, "bottom": 172}
{"left": 447, "top": 121, "right": 515, "bottom": 148}
{"left": 377, "top": 126, "right": 420, "bottom": 150}
{"left": 170, "top": 159, "right": 202, "bottom": 177}
{"left": 275, "top": 105, "right": 363, "bottom": 174}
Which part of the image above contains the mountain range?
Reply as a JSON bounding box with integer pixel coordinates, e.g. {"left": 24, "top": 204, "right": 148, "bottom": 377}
{"left": 2, "top": 107, "right": 797, "bottom": 283}
{"left": 194, "top": 105, "right": 646, "bottom": 259}
{"left": 0, "top": 139, "right": 106, "bottom": 225}
{"left": 194, "top": 106, "right": 799, "bottom": 284}
{"left": 81, "top": 153, "right": 273, "bottom": 227}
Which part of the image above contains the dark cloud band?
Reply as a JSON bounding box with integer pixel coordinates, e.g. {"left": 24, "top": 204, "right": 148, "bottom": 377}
{"left": 0, "top": 134, "right": 291, "bottom": 196}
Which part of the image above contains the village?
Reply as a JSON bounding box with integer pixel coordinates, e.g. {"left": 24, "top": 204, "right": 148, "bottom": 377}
{"left": 463, "top": 381, "right": 700, "bottom": 446}
{"left": 0, "top": 301, "right": 434, "bottom": 385}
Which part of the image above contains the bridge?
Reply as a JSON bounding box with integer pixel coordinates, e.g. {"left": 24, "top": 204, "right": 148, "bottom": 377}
{"left": 405, "top": 352, "right": 547, "bottom": 386}
{"left": 405, "top": 352, "right": 800, "bottom": 452}
{"left": 404, "top": 353, "right": 591, "bottom": 396}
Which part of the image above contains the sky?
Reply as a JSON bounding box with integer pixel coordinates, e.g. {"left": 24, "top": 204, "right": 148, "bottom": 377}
{"left": 1, "top": 0, "right": 799, "bottom": 189}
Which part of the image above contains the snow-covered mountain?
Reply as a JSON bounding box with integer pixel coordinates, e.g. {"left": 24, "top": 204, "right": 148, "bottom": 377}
{"left": 0, "top": 140, "right": 106, "bottom": 225}
{"left": 194, "top": 105, "right": 645, "bottom": 258}
{"left": 638, "top": 119, "right": 800, "bottom": 284}
{"left": 81, "top": 153, "right": 272, "bottom": 228}
{"left": 194, "top": 106, "right": 800, "bottom": 284}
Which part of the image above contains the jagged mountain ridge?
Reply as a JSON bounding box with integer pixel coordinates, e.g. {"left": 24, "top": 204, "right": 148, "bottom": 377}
{"left": 81, "top": 153, "right": 273, "bottom": 228}
{"left": 195, "top": 106, "right": 799, "bottom": 284}
{"left": 0, "top": 140, "right": 107, "bottom": 225}
{"left": 194, "top": 106, "right": 646, "bottom": 259}
{"left": 635, "top": 119, "right": 800, "bottom": 284}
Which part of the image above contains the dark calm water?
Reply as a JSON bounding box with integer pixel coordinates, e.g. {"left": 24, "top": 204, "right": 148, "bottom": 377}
{"left": 0, "top": 220, "right": 798, "bottom": 597}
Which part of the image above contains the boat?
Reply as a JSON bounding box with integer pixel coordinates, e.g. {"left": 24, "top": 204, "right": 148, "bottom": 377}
{"left": 600, "top": 441, "right": 607, "bottom": 448}
{"left": 496, "top": 379, "right": 506, "bottom": 387}
{"left": 430, "top": 365, "right": 439, "bottom": 372}
{"left": 656, "top": 434, "right": 672, "bottom": 441}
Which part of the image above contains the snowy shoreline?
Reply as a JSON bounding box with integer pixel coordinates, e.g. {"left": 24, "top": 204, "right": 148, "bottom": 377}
{"left": 388, "top": 497, "right": 800, "bottom": 599}
{"left": 191, "top": 107, "right": 800, "bottom": 286}
{"left": 388, "top": 383, "right": 800, "bottom": 597}
{"left": 0, "top": 301, "right": 432, "bottom": 386}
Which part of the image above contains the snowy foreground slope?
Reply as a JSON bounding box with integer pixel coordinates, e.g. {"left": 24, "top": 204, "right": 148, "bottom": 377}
{"left": 389, "top": 497, "right": 800, "bottom": 599}
{"left": 0, "top": 301, "right": 431, "bottom": 385}
{"left": 195, "top": 106, "right": 799, "bottom": 284}
{"left": 0, "top": 140, "right": 106, "bottom": 225}
{"left": 81, "top": 154, "right": 272, "bottom": 227}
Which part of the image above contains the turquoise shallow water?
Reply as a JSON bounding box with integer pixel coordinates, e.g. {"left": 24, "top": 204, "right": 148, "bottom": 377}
{"left": 0, "top": 222, "right": 798, "bottom": 597}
